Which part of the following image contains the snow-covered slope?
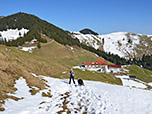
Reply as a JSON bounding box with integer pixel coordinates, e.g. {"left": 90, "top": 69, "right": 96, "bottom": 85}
{"left": 72, "top": 32, "right": 152, "bottom": 58}
{"left": 0, "top": 28, "right": 29, "bottom": 41}
{"left": 100, "top": 32, "right": 141, "bottom": 58}
{"left": 72, "top": 32, "right": 102, "bottom": 49}
{"left": 1, "top": 74, "right": 152, "bottom": 114}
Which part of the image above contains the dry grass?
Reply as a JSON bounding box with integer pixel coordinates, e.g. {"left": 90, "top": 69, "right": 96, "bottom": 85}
{"left": 42, "top": 92, "right": 52, "bottom": 98}
{"left": 0, "top": 93, "right": 24, "bottom": 111}
{"left": 33, "top": 41, "right": 101, "bottom": 73}
{"left": 146, "top": 85, "right": 152, "bottom": 90}
{"left": 57, "top": 92, "right": 70, "bottom": 114}
{"left": 0, "top": 107, "right": 5, "bottom": 111}
{"left": 0, "top": 45, "right": 47, "bottom": 109}
{"left": 0, "top": 40, "right": 116, "bottom": 111}
{"left": 29, "top": 88, "right": 40, "bottom": 95}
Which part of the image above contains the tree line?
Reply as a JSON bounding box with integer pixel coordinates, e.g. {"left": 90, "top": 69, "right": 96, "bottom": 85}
{"left": 80, "top": 44, "right": 152, "bottom": 70}
{"left": 0, "top": 12, "right": 80, "bottom": 46}
{"left": 127, "top": 54, "right": 152, "bottom": 71}
{"left": 0, "top": 12, "right": 151, "bottom": 71}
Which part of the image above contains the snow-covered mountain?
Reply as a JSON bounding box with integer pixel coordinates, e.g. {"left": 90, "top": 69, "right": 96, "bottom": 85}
{"left": 72, "top": 31, "right": 152, "bottom": 59}
{"left": 1, "top": 74, "right": 152, "bottom": 114}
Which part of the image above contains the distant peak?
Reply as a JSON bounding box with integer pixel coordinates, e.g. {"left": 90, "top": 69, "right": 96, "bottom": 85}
{"left": 80, "top": 28, "right": 99, "bottom": 35}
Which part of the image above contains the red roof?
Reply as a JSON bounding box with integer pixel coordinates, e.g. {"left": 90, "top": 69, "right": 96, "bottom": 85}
{"left": 84, "top": 62, "right": 107, "bottom": 65}
{"left": 96, "top": 60, "right": 106, "bottom": 63}
{"left": 108, "top": 65, "right": 121, "bottom": 68}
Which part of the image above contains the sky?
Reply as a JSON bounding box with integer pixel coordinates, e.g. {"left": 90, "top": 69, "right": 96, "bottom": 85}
{"left": 0, "top": 0, "right": 152, "bottom": 35}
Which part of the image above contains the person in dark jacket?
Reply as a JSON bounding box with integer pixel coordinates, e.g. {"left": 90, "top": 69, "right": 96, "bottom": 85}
{"left": 69, "top": 68, "right": 75, "bottom": 84}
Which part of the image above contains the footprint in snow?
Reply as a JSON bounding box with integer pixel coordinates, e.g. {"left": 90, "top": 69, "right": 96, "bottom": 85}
{"left": 38, "top": 82, "right": 108, "bottom": 113}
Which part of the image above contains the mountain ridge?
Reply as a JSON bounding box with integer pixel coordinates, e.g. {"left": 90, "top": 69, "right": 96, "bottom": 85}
{"left": 0, "top": 12, "right": 151, "bottom": 70}
{"left": 72, "top": 31, "right": 152, "bottom": 59}
{"left": 0, "top": 12, "right": 129, "bottom": 66}
{"left": 0, "top": 12, "right": 80, "bottom": 46}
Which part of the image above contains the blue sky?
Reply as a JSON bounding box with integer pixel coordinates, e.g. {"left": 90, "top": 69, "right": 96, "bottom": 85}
{"left": 0, "top": 0, "right": 152, "bottom": 34}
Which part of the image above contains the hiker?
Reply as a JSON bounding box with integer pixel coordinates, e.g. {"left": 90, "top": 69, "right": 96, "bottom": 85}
{"left": 69, "top": 68, "right": 75, "bottom": 84}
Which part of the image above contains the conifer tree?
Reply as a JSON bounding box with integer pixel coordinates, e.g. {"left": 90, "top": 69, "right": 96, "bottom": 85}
{"left": 102, "top": 38, "right": 104, "bottom": 44}
{"left": 37, "top": 42, "right": 41, "bottom": 49}
{"left": 4, "top": 38, "right": 7, "bottom": 45}
{"left": 19, "top": 32, "right": 21, "bottom": 37}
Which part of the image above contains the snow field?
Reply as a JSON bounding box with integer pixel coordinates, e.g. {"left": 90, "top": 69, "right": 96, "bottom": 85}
{"left": 1, "top": 74, "right": 152, "bottom": 114}
{"left": 2, "top": 77, "right": 48, "bottom": 114}
{"left": 37, "top": 76, "right": 107, "bottom": 113}
{"left": 87, "top": 80, "right": 152, "bottom": 114}
{"left": 99, "top": 32, "right": 140, "bottom": 58}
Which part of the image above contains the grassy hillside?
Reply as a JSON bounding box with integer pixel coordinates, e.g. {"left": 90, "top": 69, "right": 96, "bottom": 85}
{"left": 33, "top": 41, "right": 122, "bottom": 85}
{"left": 33, "top": 41, "right": 100, "bottom": 67}
{"left": 0, "top": 40, "right": 123, "bottom": 110}
{"left": 1, "top": 39, "right": 152, "bottom": 111}
{"left": 0, "top": 45, "right": 48, "bottom": 110}
{"left": 127, "top": 65, "right": 152, "bottom": 83}
{"left": 0, "top": 12, "right": 80, "bottom": 46}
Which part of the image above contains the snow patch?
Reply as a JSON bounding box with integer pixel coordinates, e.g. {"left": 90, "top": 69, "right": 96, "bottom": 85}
{"left": 116, "top": 75, "right": 147, "bottom": 89}
{"left": 0, "top": 28, "right": 29, "bottom": 41}
{"left": 87, "top": 68, "right": 101, "bottom": 72}
{"left": 20, "top": 46, "right": 36, "bottom": 52}
{"left": 2, "top": 77, "right": 47, "bottom": 114}
{"left": 72, "top": 66, "right": 82, "bottom": 69}
{"left": 70, "top": 47, "right": 73, "bottom": 50}
{"left": 148, "top": 82, "right": 152, "bottom": 86}
{"left": 95, "top": 54, "right": 99, "bottom": 57}
{"left": 62, "top": 71, "right": 67, "bottom": 74}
